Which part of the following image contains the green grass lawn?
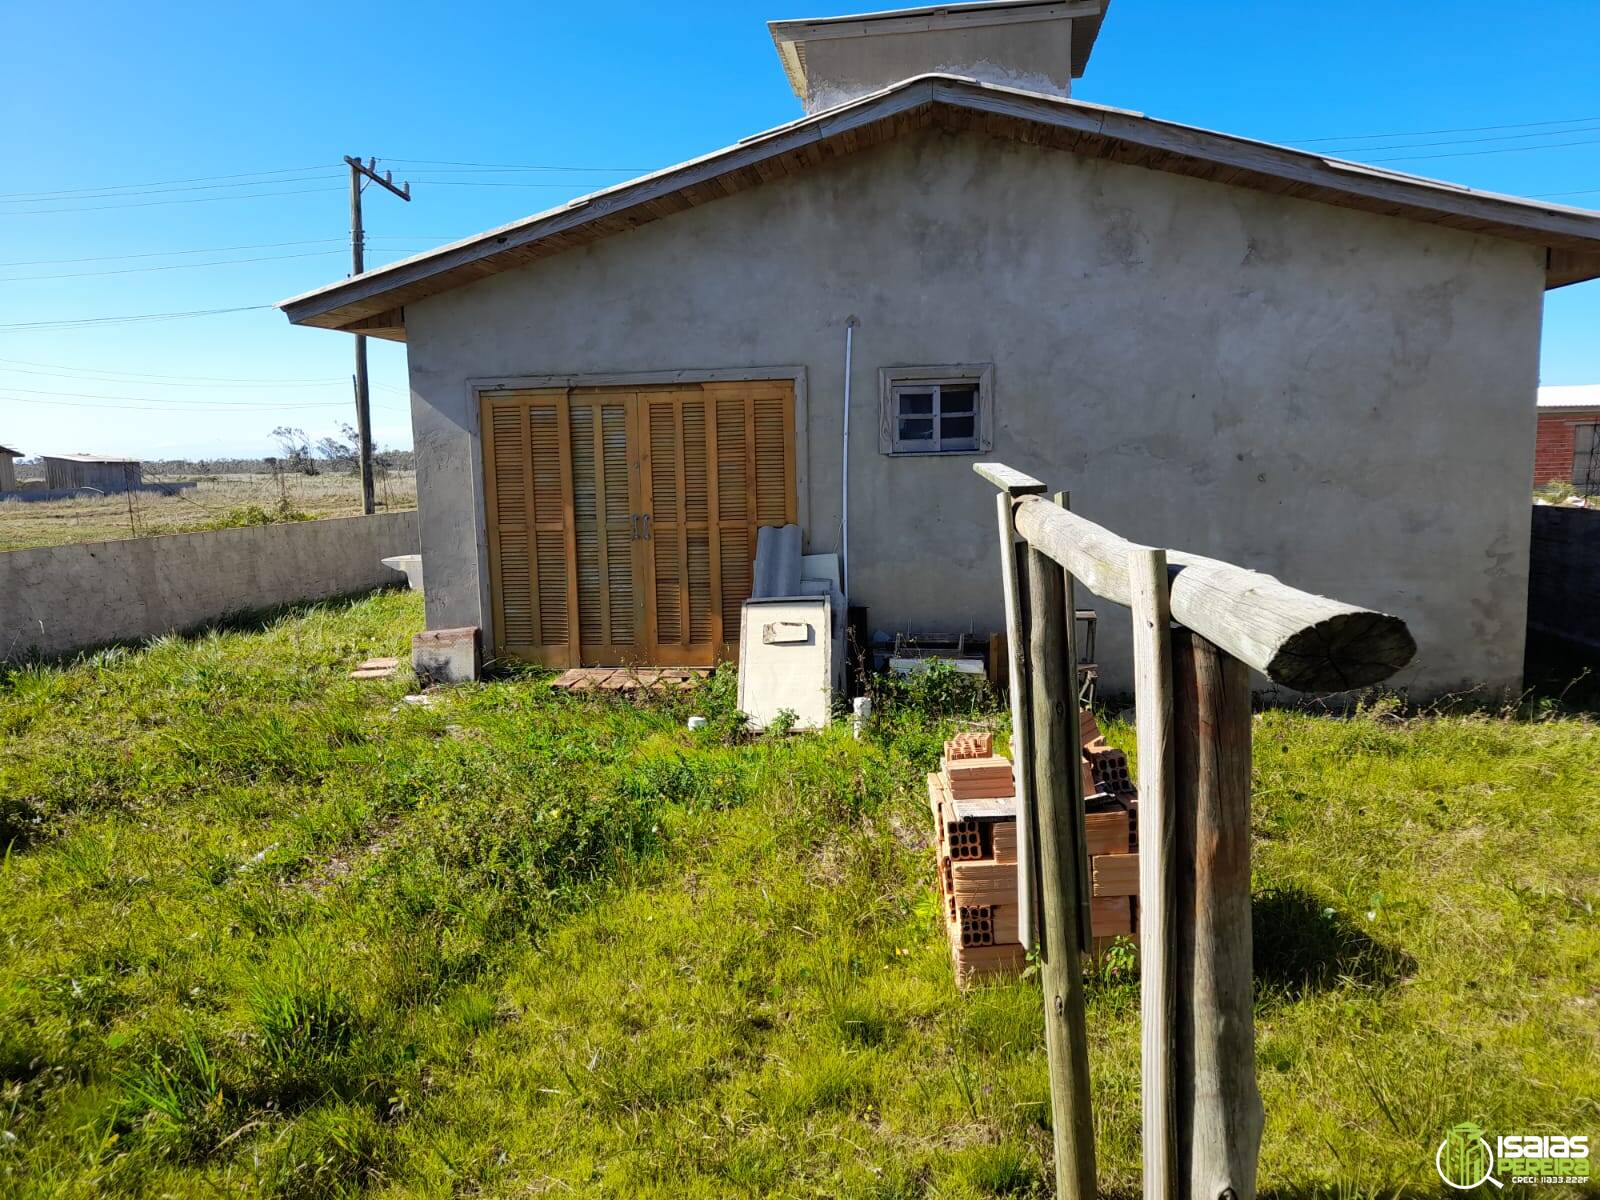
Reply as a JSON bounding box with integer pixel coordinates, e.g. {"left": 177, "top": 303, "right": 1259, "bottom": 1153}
{"left": 2, "top": 591, "right": 1596, "bottom": 1198}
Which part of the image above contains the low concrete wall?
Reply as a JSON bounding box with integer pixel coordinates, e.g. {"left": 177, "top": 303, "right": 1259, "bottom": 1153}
{"left": 1528, "top": 505, "right": 1600, "bottom": 654}
{"left": 0, "top": 513, "right": 419, "bottom": 662}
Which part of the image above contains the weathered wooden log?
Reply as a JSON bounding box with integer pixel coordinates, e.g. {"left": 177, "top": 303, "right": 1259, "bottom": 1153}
{"left": 975, "top": 464, "right": 1416, "bottom": 692}
{"left": 1026, "top": 545, "right": 1097, "bottom": 1200}
{"left": 1130, "top": 546, "right": 1178, "bottom": 1200}
{"left": 1173, "top": 631, "right": 1264, "bottom": 1200}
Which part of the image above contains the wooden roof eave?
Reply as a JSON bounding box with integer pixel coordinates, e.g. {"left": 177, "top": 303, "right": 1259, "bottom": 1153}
{"left": 282, "top": 76, "right": 1600, "bottom": 336}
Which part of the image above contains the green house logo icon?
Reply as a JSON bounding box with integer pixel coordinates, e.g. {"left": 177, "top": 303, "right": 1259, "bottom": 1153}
{"left": 1436, "top": 1121, "right": 1501, "bottom": 1191}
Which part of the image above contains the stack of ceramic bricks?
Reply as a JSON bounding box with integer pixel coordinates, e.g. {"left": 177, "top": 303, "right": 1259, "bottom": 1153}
{"left": 1080, "top": 709, "right": 1139, "bottom": 949}
{"left": 928, "top": 729, "right": 1027, "bottom": 986}
{"left": 931, "top": 717, "right": 1141, "bottom": 986}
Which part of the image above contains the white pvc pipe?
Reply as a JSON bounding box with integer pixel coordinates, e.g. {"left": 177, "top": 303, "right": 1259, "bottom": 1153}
{"left": 841, "top": 315, "right": 858, "bottom": 606}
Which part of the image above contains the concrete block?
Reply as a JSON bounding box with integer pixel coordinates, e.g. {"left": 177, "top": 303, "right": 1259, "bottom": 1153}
{"left": 412, "top": 626, "right": 481, "bottom": 685}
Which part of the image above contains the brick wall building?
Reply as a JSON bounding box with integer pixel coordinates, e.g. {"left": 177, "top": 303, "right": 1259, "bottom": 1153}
{"left": 1535, "top": 386, "right": 1600, "bottom": 490}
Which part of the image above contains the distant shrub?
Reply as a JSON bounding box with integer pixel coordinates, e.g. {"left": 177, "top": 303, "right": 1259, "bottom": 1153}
{"left": 200, "top": 501, "right": 314, "bottom": 530}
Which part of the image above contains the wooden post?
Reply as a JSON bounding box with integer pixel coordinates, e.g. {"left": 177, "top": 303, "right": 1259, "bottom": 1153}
{"left": 1172, "top": 629, "right": 1264, "bottom": 1200}
{"left": 1130, "top": 547, "right": 1178, "bottom": 1200}
{"left": 995, "top": 493, "right": 1040, "bottom": 950}
{"left": 1026, "top": 546, "right": 1096, "bottom": 1200}
{"left": 344, "top": 156, "right": 412, "bottom": 517}
{"left": 1055, "top": 492, "right": 1093, "bottom": 952}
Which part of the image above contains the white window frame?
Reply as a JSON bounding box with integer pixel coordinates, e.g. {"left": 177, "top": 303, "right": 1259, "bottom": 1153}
{"left": 877, "top": 364, "right": 995, "bottom": 456}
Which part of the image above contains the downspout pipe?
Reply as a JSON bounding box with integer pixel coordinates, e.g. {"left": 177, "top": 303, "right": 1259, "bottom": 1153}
{"left": 841, "top": 315, "right": 859, "bottom": 607}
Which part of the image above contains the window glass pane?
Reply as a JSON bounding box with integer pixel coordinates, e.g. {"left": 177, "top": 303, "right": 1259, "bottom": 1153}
{"left": 940, "top": 414, "right": 976, "bottom": 442}
{"left": 940, "top": 386, "right": 977, "bottom": 416}
{"left": 897, "top": 390, "right": 935, "bottom": 416}
{"left": 898, "top": 417, "right": 935, "bottom": 443}
{"left": 1576, "top": 424, "right": 1599, "bottom": 453}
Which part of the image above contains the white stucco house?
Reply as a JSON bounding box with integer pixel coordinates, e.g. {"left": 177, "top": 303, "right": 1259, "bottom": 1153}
{"left": 281, "top": 0, "right": 1600, "bottom": 696}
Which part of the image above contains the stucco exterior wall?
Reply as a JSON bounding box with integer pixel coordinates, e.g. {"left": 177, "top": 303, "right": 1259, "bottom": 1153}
{"left": 404, "top": 127, "right": 1546, "bottom": 697}
{"left": 0, "top": 512, "right": 418, "bottom": 662}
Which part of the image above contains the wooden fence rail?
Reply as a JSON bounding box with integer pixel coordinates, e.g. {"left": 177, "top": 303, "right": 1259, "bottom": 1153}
{"left": 976, "top": 462, "right": 1415, "bottom": 1200}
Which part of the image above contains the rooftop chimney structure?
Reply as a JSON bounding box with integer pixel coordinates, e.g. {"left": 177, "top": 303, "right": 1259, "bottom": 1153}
{"left": 769, "top": 0, "right": 1109, "bottom": 115}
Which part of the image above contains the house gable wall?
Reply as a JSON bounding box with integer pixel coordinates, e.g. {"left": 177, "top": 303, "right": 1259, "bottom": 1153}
{"left": 405, "top": 125, "right": 1546, "bottom": 697}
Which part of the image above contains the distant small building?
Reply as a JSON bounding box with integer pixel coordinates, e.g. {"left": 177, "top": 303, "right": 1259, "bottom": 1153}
{"left": 42, "top": 454, "right": 143, "bottom": 493}
{"left": 0, "top": 445, "right": 19, "bottom": 493}
{"left": 1534, "top": 386, "right": 1600, "bottom": 492}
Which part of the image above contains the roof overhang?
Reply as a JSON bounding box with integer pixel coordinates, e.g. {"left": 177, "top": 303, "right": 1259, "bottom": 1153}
{"left": 280, "top": 76, "right": 1600, "bottom": 342}
{"left": 1538, "top": 384, "right": 1600, "bottom": 411}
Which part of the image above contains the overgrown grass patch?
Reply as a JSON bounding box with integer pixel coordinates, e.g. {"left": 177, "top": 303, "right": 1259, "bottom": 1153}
{"left": 1, "top": 591, "right": 1596, "bottom": 1197}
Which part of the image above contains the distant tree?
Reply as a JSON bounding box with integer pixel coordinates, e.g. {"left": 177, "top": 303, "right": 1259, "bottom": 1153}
{"left": 270, "top": 426, "right": 318, "bottom": 475}
{"left": 316, "top": 423, "right": 360, "bottom": 473}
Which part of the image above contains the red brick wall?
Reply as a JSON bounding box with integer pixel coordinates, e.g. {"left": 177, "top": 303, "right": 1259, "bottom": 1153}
{"left": 1534, "top": 408, "right": 1600, "bottom": 487}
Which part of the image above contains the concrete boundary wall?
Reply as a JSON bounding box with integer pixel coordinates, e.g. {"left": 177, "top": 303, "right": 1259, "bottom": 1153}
{"left": 0, "top": 512, "right": 419, "bottom": 662}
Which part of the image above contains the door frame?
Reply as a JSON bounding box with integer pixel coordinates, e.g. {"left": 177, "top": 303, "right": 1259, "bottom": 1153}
{"left": 467, "top": 366, "right": 810, "bottom": 663}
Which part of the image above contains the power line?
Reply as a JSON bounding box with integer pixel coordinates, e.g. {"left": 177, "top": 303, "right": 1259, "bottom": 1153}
{"left": 0, "top": 163, "right": 336, "bottom": 200}
{"left": 381, "top": 157, "right": 647, "bottom": 172}
{"left": 2, "top": 384, "right": 350, "bottom": 405}
{"left": 1288, "top": 114, "right": 1600, "bottom": 145}
{"left": 0, "top": 305, "right": 273, "bottom": 331}
{"left": 0, "top": 354, "right": 349, "bottom": 385}
{"left": 1, "top": 395, "right": 363, "bottom": 413}
{"left": 0, "top": 238, "right": 346, "bottom": 269}
{"left": 1362, "top": 136, "right": 1600, "bottom": 164}
{"left": 1320, "top": 122, "right": 1600, "bottom": 157}
{"left": 8, "top": 186, "right": 344, "bottom": 217}
{"left": 0, "top": 172, "right": 338, "bottom": 206}
{"left": 0, "top": 235, "right": 440, "bottom": 270}
{"left": 409, "top": 179, "right": 623, "bottom": 189}
{"left": 1, "top": 248, "right": 350, "bottom": 283}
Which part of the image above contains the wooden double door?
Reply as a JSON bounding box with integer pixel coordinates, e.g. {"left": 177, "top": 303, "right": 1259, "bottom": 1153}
{"left": 481, "top": 381, "right": 797, "bottom": 667}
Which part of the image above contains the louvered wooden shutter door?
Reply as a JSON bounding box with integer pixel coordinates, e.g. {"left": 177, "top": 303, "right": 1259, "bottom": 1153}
{"left": 570, "top": 391, "right": 642, "bottom": 663}
{"left": 703, "top": 381, "right": 797, "bottom": 661}
{"left": 485, "top": 380, "right": 795, "bottom": 668}
{"left": 640, "top": 389, "right": 714, "bottom": 666}
{"left": 481, "top": 391, "right": 573, "bottom": 665}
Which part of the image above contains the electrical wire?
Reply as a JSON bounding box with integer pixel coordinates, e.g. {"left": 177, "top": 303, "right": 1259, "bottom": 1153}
{"left": 1, "top": 248, "right": 350, "bottom": 283}
{"left": 1319, "top": 122, "right": 1600, "bottom": 157}
{"left": 0, "top": 163, "right": 336, "bottom": 201}
{"left": 0, "top": 354, "right": 349, "bottom": 385}
{"left": 0, "top": 305, "right": 273, "bottom": 331}
{"left": 1288, "top": 114, "right": 1600, "bottom": 145}
{"left": 0, "top": 172, "right": 338, "bottom": 206}
{"left": 1, "top": 384, "right": 351, "bottom": 406}
{"left": 7, "top": 186, "right": 345, "bottom": 217}
{"left": 0, "top": 239, "right": 349, "bottom": 269}
{"left": 1, "top": 395, "right": 360, "bottom": 413}
{"left": 1362, "top": 136, "right": 1600, "bottom": 164}
{"left": 380, "top": 157, "right": 646, "bottom": 172}
{"left": 0, "top": 236, "right": 444, "bottom": 270}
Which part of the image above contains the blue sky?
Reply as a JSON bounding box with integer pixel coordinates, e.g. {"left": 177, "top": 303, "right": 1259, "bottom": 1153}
{"left": 3, "top": 0, "right": 1598, "bottom": 460}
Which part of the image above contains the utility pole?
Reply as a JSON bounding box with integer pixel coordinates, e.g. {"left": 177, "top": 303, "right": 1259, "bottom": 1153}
{"left": 345, "top": 156, "right": 411, "bottom": 515}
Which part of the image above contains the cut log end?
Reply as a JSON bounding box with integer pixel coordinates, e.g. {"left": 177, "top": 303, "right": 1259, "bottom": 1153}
{"left": 1265, "top": 609, "right": 1417, "bottom": 693}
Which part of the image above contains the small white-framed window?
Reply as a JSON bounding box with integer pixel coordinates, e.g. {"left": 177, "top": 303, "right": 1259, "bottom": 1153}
{"left": 878, "top": 364, "right": 994, "bottom": 455}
